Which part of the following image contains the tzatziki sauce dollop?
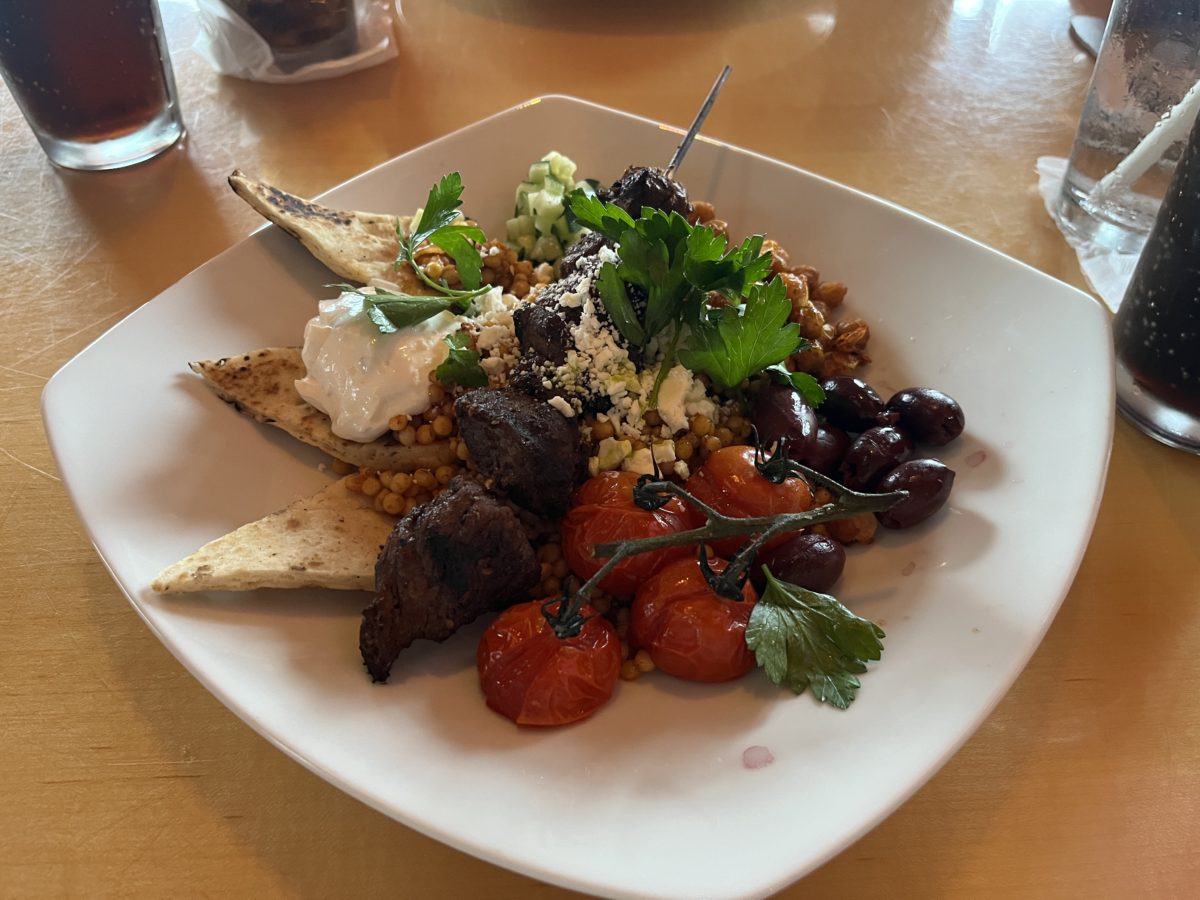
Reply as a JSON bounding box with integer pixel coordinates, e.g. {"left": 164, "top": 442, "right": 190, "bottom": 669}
{"left": 295, "top": 289, "right": 461, "bottom": 442}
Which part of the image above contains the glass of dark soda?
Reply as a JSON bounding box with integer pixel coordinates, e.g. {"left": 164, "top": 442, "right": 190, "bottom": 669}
{"left": 0, "top": 0, "right": 184, "bottom": 171}
{"left": 1113, "top": 109, "right": 1200, "bottom": 454}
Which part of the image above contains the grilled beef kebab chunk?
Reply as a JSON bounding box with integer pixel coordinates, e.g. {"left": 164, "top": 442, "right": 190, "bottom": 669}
{"left": 557, "top": 230, "right": 613, "bottom": 279}
{"left": 597, "top": 165, "right": 692, "bottom": 218}
{"left": 454, "top": 388, "right": 585, "bottom": 518}
{"left": 361, "top": 477, "right": 539, "bottom": 682}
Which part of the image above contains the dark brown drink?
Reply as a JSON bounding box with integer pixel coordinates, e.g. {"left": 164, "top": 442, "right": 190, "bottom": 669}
{"left": 1113, "top": 110, "right": 1200, "bottom": 451}
{"left": 0, "top": 0, "right": 183, "bottom": 169}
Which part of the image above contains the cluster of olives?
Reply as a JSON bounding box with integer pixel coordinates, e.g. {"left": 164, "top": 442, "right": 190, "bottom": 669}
{"left": 748, "top": 375, "right": 965, "bottom": 593}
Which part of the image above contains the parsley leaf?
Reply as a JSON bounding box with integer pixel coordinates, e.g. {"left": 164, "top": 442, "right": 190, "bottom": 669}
{"left": 685, "top": 232, "right": 773, "bottom": 297}
{"left": 389, "top": 172, "right": 490, "bottom": 318}
{"left": 328, "top": 284, "right": 472, "bottom": 334}
{"left": 746, "top": 569, "right": 885, "bottom": 709}
{"left": 360, "top": 290, "right": 469, "bottom": 333}
{"left": 567, "top": 192, "right": 635, "bottom": 241}
{"left": 766, "top": 363, "right": 826, "bottom": 408}
{"left": 596, "top": 261, "right": 645, "bottom": 346}
{"left": 435, "top": 331, "right": 488, "bottom": 387}
{"left": 678, "top": 277, "right": 801, "bottom": 390}
{"left": 428, "top": 224, "right": 486, "bottom": 290}
{"left": 410, "top": 172, "right": 469, "bottom": 247}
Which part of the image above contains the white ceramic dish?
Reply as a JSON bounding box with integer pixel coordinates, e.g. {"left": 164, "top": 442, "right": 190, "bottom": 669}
{"left": 43, "top": 96, "right": 1113, "bottom": 899}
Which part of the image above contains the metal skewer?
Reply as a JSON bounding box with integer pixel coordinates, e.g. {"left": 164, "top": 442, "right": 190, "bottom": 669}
{"left": 664, "top": 65, "right": 732, "bottom": 180}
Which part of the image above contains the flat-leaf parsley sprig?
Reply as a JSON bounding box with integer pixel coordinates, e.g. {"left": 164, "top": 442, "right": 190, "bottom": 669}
{"left": 567, "top": 191, "right": 804, "bottom": 397}
{"left": 346, "top": 173, "right": 494, "bottom": 334}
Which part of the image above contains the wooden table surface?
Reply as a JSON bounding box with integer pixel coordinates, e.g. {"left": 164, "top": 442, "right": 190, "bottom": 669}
{"left": 4, "top": 0, "right": 1199, "bottom": 897}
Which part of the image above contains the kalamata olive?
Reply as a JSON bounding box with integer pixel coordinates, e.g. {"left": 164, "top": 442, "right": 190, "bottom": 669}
{"left": 875, "top": 458, "right": 956, "bottom": 529}
{"left": 751, "top": 381, "right": 818, "bottom": 460}
{"left": 839, "top": 426, "right": 913, "bottom": 490}
{"left": 819, "top": 376, "right": 886, "bottom": 432}
{"left": 800, "top": 423, "right": 851, "bottom": 476}
{"left": 885, "top": 388, "right": 965, "bottom": 446}
{"left": 755, "top": 533, "right": 846, "bottom": 593}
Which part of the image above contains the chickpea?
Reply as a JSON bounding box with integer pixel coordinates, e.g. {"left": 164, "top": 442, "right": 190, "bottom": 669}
{"left": 591, "top": 418, "right": 615, "bottom": 441}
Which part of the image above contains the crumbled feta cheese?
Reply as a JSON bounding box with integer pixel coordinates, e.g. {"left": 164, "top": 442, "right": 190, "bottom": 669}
{"left": 595, "top": 437, "right": 632, "bottom": 471}
{"left": 651, "top": 441, "right": 676, "bottom": 465}
{"left": 654, "top": 365, "right": 695, "bottom": 434}
{"left": 622, "top": 447, "right": 655, "bottom": 475}
{"left": 548, "top": 396, "right": 575, "bottom": 418}
{"left": 673, "top": 460, "right": 691, "bottom": 480}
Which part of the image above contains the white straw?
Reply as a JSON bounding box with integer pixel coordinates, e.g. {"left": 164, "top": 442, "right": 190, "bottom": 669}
{"left": 1088, "top": 77, "right": 1200, "bottom": 203}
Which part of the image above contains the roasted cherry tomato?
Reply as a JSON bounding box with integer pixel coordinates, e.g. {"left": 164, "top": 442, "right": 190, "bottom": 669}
{"left": 684, "top": 445, "right": 814, "bottom": 556}
{"left": 561, "top": 470, "right": 694, "bottom": 595}
{"left": 477, "top": 599, "right": 621, "bottom": 727}
{"left": 632, "top": 555, "right": 759, "bottom": 683}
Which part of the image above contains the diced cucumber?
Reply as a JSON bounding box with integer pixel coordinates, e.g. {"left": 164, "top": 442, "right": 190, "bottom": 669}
{"left": 545, "top": 151, "right": 576, "bottom": 184}
{"left": 511, "top": 151, "right": 587, "bottom": 262}
{"left": 531, "top": 234, "right": 563, "bottom": 262}
{"left": 506, "top": 214, "right": 535, "bottom": 241}
{"left": 550, "top": 215, "right": 572, "bottom": 241}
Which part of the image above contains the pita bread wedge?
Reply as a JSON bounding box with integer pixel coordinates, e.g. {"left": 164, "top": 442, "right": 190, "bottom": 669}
{"left": 152, "top": 477, "right": 394, "bottom": 593}
{"left": 191, "top": 348, "right": 455, "bottom": 471}
{"left": 228, "top": 170, "right": 427, "bottom": 291}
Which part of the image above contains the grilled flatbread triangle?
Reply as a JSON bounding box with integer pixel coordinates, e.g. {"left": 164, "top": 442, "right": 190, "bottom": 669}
{"left": 191, "top": 348, "right": 455, "bottom": 472}
{"left": 228, "top": 170, "right": 427, "bottom": 291}
{"left": 152, "top": 477, "right": 394, "bottom": 593}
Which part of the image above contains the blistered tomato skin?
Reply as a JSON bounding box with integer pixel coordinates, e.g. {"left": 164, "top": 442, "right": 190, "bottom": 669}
{"left": 757, "top": 533, "right": 846, "bottom": 593}
{"left": 561, "top": 471, "right": 694, "bottom": 595}
{"left": 885, "top": 388, "right": 965, "bottom": 446}
{"left": 477, "top": 600, "right": 622, "bottom": 726}
{"left": 684, "top": 445, "right": 814, "bottom": 556}
{"left": 875, "top": 458, "right": 956, "bottom": 528}
{"left": 839, "top": 426, "right": 913, "bottom": 491}
{"left": 632, "top": 556, "right": 758, "bottom": 683}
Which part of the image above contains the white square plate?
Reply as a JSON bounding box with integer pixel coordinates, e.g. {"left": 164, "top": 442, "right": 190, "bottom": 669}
{"left": 43, "top": 96, "right": 1113, "bottom": 899}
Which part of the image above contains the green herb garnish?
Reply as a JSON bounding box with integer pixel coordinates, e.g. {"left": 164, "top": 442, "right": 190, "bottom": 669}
{"left": 327, "top": 283, "right": 469, "bottom": 334}
{"left": 403, "top": 172, "right": 487, "bottom": 292}
{"left": 678, "top": 277, "right": 802, "bottom": 390}
{"left": 568, "top": 193, "right": 774, "bottom": 345}
{"left": 765, "top": 363, "right": 825, "bottom": 408}
{"left": 435, "top": 331, "right": 488, "bottom": 388}
{"left": 568, "top": 191, "right": 788, "bottom": 401}
{"left": 746, "top": 568, "right": 885, "bottom": 709}
{"left": 342, "top": 172, "right": 493, "bottom": 335}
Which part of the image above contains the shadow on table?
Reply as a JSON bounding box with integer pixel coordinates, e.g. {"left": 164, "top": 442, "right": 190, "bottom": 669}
{"left": 55, "top": 147, "right": 239, "bottom": 306}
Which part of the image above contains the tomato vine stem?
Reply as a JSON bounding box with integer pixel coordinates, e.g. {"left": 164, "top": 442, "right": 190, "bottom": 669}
{"left": 551, "top": 463, "right": 906, "bottom": 634}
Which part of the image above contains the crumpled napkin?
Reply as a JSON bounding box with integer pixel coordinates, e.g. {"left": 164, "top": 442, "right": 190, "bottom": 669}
{"left": 1036, "top": 156, "right": 1145, "bottom": 313}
